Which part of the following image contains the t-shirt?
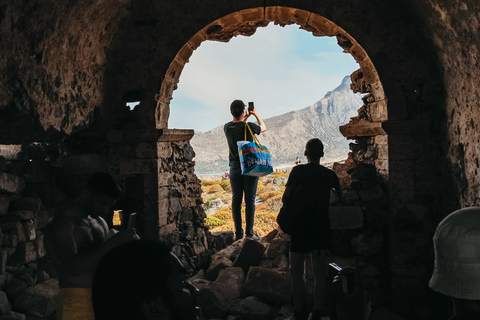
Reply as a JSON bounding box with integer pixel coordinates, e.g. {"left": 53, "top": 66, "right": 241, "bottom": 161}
{"left": 224, "top": 121, "right": 261, "bottom": 166}
{"left": 284, "top": 162, "right": 340, "bottom": 247}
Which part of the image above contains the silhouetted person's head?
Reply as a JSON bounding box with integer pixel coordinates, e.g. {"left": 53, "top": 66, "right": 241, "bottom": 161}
{"left": 92, "top": 240, "right": 201, "bottom": 320}
{"left": 84, "top": 172, "right": 122, "bottom": 218}
{"left": 304, "top": 138, "right": 324, "bottom": 162}
{"left": 429, "top": 207, "right": 480, "bottom": 317}
{"left": 230, "top": 99, "right": 246, "bottom": 118}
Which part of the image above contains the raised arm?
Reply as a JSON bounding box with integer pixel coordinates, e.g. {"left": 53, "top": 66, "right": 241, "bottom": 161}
{"left": 245, "top": 106, "right": 267, "bottom": 133}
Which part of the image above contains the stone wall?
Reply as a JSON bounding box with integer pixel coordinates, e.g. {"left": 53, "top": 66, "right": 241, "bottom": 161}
{"left": 0, "top": 148, "right": 59, "bottom": 319}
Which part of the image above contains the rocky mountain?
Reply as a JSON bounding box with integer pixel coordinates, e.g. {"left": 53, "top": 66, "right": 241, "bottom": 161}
{"left": 191, "top": 75, "right": 363, "bottom": 176}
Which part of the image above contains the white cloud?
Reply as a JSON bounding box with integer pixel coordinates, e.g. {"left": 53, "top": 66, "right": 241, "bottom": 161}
{"left": 170, "top": 24, "right": 359, "bottom": 132}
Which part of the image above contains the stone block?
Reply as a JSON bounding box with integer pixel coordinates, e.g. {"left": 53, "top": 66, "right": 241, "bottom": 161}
{"left": 158, "top": 223, "right": 176, "bottom": 236}
{"left": 0, "top": 195, "right": 11, "bottom": 215}
{"left": 5, "top": 279, "right": 27, "bottom": 298}
{"left": 12, "top": 197, "right": 42, "bottom": 213}
{"left": 119, "top": 159, "right": 157, "bottom": 175}
{"left": 157, "top": 142, "right": 172, "bottom": 158}
{"left": 13, "top": 279, "right": 58, "bottom": 318}
{"left": 9, "top": 242, "right": 37, "bottom": 264}
{"left": 229, "top": 296, "right": 277, "bottom": 320}
{"left": 157, "top": 172, "right": 174, "bottom": 187}
{"left": 216, "top": 267, "right": 245, "bottom": 298}
{"left": 2, "top": 234, "right": 17, "bottom": 248}
{"left": 206, "top": 256, "right": 232, "bottom": 281}
{"left": 0, "top": 249, "right": 8, "bottom": 274}
{"left": 232, "top": 238, "right": 265, "bottom": 273}
{"left": 197, "top": 282, "right": 233, "bottom": 319}
{"left": 13, "top": 222, "right": 27, "bottom": 243}
{"left": 211, "top": 231, "right": 234, "bottom": 251}
{"left": 242, "top": 266, "right": 291, "bottom": 304}
{"left": 351, "top": 232, "right": 384, "bottom": 256}
{"left": 1, "top": 211, "right": 34, "bottom": 223}
{"left": 22, "top": 219, "right": 36, "bottom": 241}
{"left": 0, "top": 156, "right": 6, "bottom": 172}
{"left": 134, "top": 142, "right": 157, "bottom": 159}
{"left": 35, "top": 210, "right": 53, "bottom": 230}
{"left": 329, "top": 206, "right": 364, "bottom": 230}
{"left": 34, "top": 231, "right": 46, "bottom": 259}
{"left": 264, "top": 237, "right": 288, "bottom": 259}
{"left": 0, "top": 311, "right": 26, "bottom": 319}
{"left": 0, "top": 173, "right": 25, "bottom": 194}
{"left": 358, "top": 185, "right": 385, "bottom": 202}
{"left": 0, "top": 291, "right": 12, "bottom": 316}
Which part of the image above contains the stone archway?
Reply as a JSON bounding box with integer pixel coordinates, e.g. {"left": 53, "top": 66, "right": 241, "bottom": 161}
{"left": 155, "top": 6, "right": 394, "bottom": 310}
{"left": 157, "top": 7, "right": 387, "bottom": 137}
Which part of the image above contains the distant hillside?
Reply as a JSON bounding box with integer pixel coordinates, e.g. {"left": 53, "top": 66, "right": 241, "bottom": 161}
{"left": 191, "top": 76, "right": 363, "bottom": 176}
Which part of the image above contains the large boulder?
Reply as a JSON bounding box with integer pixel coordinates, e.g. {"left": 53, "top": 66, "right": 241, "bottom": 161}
{"left": 243, "top": 266, "right": 291, "bottom": 305}
{"left": 13, "top": 279, "right": 58, "bottom": 318}
{"left": 233, "top": 238, "right": 266, "bottom": 273}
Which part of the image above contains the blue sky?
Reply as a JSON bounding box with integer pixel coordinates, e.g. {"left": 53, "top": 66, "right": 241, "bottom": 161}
{"left": 169, "top": 23, "right": 359, "bottom": 132}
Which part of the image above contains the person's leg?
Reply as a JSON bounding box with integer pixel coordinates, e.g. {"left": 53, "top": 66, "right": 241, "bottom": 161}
{"left": 243, "top": 175, "right": 259, "bottom": 236}
{"left": 290, "top": 251, "right": 307, "bottom": 316}
{"left": 311, "top": 249, "right": 328, "bottom": 313}
{"left": 229, "top": 165, "right": 244, "bottom": 239}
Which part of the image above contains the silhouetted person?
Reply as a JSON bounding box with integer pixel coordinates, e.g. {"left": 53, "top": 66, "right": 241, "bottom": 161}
{"left": 283, "top": 138, "right": 340, "bottom": 320}
{"left": 429, "top": 207, "right": 480, "bottom": 320}
{"left": 224, "top": 99, "right": 266, "bottom": 240}
{"left": 45, "top": 172, "right": 138, "bottom": 320}
{"left": 92, "top": 240, "right": 202, "bottom": 320}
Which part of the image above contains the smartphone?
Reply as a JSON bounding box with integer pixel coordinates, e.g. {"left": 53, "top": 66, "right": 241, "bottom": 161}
{"left": 248, "top": 102, "right": 254, "bottom": 111}
{"left": 127, "top": 212, "right": 137, "bottom": 229}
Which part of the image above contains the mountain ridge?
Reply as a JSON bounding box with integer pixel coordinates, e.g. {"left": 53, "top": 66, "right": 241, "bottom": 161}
{"left": 191, "top": 76, "right": 363, "bottom": 175}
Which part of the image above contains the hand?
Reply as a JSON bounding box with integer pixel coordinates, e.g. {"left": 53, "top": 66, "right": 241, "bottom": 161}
{"left": 109, "top": 228, "right": 139, "bottom": 245}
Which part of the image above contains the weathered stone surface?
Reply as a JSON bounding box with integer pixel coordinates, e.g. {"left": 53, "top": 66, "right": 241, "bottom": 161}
{"left": 1, "top": 211, "right": 34, "bottom": 223}
{"left": 0, "top": 173, "right": 25, "bottom": 195}
{"left": 13, "top": 279, "right": 58, "bottom": 318}
{"left": 205, "top": 255, "right": 232, "bottom": 281}
{"left": 351, "top": 232, "right": 384, "bottom": 256}
{"left": 0, "top": 157, "right": 6, "bottom": 172}
{"left": 229, "top": 296, "right": 277, "bottom": 320}
{"left": 243, "top": 266, "right": 291, "bottom": 304}
{"left": 0, "top": 291, "right": 12, "bottom": 316}
{"left": 0, "top": 195, "right": 11, "bottom": 216}
{"left": 0, "top": 311, "right": 26, "bottom": 320}
{"left": 216, "top": 267, "right": 245, "bottom": 299}
{"left": 9, "top": 242, "right": 37, "bottom": 264}
{"left": 232, "top": 238, "right": 265, "bottom": 273}
{"left": 211, "top": 231, "right": 234, "bottom": 251}
{"left": 5, "top": 279, "right": 27, "bottom": 298}
{"left": 264, "top": 236, "right": 288, "bottom": 259}
{"left": 197, "top": 282, "right": 236, "bottom": 319}
{"left": 12, "top": 197, "right": 42, "bottom": 213}
{"left": 329, "top": 206, "right": 364, "bottom": 230}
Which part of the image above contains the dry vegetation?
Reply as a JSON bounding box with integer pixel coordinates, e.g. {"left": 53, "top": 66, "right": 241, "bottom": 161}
{"left": 202, "top": 171, "right": 289, "bottom": 236}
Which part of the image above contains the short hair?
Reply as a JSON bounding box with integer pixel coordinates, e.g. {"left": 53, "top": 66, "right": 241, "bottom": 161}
{"left": 305, "top": 138, "right": 324, "bottom": 161}
{"left": 92, "top": 240, "right": 174, "bottom": 320}
{"left": 86, "top": 172, "right": 122, "bottom": 199}
{"left": 230, "top": 99, "right": 245, "bottom": 118}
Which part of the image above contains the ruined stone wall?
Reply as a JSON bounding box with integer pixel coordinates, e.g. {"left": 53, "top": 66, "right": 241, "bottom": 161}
{"left": 409, "top": 0, "right": 480, "bottom": 211}
{"left": 0, "top": 148, "right": 60, "bottom": 319}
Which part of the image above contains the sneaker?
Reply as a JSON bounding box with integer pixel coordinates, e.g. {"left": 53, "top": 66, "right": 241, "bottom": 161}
{"left": 246, "top": 233, "right": 260, "bottom": 240}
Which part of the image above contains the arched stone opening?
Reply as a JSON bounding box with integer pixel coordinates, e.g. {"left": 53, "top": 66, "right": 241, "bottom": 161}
{"left": 156, "top": 6, "right": 393, "bottom": 310}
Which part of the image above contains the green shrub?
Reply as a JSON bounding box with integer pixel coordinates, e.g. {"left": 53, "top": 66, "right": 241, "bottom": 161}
{"left": 220, "top": 179, "right": 231, "bottom": 191}
{"left": 205, "top": 216, "right": 224, "bottom": 228}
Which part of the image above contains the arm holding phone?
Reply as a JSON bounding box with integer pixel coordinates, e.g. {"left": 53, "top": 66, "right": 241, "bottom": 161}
{"left": 245, "top": 102, "right": 267, "bottom": 133}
